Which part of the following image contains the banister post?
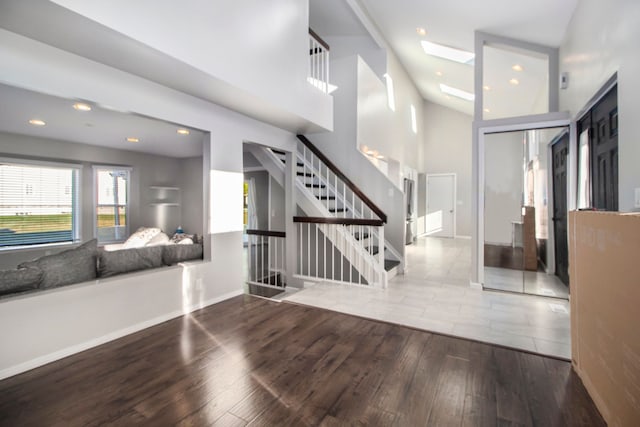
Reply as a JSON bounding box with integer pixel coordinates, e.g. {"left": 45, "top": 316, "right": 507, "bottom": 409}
{"left": 284, "top": 150, "right": 299, "bottom": 288}
{"left": 378, "top": 225, "right": 385, "bottom": 283}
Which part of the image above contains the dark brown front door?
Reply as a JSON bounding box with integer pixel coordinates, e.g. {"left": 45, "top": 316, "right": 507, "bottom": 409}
{"left": 580, "top": 85, "right": 619, "bottom": 210}
{"left": 552, "top": 133, "right": 569, "bottom": 286}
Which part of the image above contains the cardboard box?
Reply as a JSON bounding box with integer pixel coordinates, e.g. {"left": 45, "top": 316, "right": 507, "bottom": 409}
{"left": 569, "top": 211, "right": 640, "bottom": 426}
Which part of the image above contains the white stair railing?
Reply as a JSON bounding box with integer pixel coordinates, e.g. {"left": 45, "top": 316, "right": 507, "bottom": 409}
{"left": 246, "top": 229, "right": 286, "bottom": 289}
{"left": 308, "top": 29, "right": 331, "bottom": 94}
{"left": 294, "top": 218, "right": 386, "bottom": 288}
{"left": 266, "top": 137, "right": 392, "bottom": 288}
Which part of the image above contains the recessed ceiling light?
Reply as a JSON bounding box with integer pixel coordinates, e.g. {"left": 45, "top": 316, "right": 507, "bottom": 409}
{"left": 509, "top": 78, "right": 520, "bottom": 85}
{"left": 376, "top": 155, "right": 385, "bottom": 159}
{"left": 512, "top": 64, "right": 524, "bottom": 72}
{"left": 435, "top": 71, "right": 443, "bottom": 77}
{"left": 126, "top": 137, "right": 140, "bottom": 143}
{"left": 416, "top": 27, "right": 427, "bottom": 36}
{"left": 73, "top": 103, "right": 92, "bottom": 111}
{"left": 484, "top": 108, "right": 490, "bottom": 113}
{"left": 421, "top": 40, "right": 474, "bottom": 64}
{"left": 483, "top": 85, "right": 491, "bottom": 91}
{"left": 439, "top": 84, "right": 475, "bottom": 101}
{"left": 177, "top": 128, "right": 190, "bottom": 135}
{"left": 28, "top": 119, "right": 46, "bottom": 126}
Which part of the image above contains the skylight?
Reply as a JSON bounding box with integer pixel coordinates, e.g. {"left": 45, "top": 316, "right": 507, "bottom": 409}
{"left": 439, "top": 84, "right": 475, "bottom": 101}
{"left": 421, "top": 41, "right": 475, "bottom": 64}
{"left": 383, "top": 74, "right": 396, "bottom": 111}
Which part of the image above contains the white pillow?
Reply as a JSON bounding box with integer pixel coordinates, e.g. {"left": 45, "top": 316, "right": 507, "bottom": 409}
{"left": 146, "top": 232, "right": 170, "bottom": 246}
{"left": 177, "top": 238, "right": 194, "bottom": 245}
{"left": 122, "top": 227, "right": 162, "bottom": 249}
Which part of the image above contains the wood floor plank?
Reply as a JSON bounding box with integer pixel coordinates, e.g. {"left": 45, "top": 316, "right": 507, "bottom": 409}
{"left": 461, "top": 342, "right": 498, "bottom": 427}
{"left": 323, "top": 322, "right": 408, "bottom": 424}
{"left": 494, "top": 346, "right": 534, "bottom": 426}
{"left": 367, "top": 329, "right": 433, "bottom": 416}
{"left": 425, "top": 354, "right": 469, "bottom": 426}
{"left": 0, "top": 295, "right": 605, "bottom": 427}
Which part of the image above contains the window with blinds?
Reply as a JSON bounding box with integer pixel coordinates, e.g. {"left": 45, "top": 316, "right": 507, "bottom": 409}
{"left": 95, "top": 166, "right": 130, "bottom": 243}
{"left": 0, "top": 160, "right": 80, "bottom": 248}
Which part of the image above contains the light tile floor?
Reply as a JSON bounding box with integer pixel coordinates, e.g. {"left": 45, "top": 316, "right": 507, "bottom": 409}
{"left": 484, "top": 266, "right": 570, "bottom": 298}
{"left": 283, "top": 236, "right": 571, "bottom": 359}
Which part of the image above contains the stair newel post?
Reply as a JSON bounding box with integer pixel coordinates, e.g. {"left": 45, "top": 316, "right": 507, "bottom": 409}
{"left": 378, "top": 225, "right": 385, "bottom": 287}
{"left": 284, "top": 150, "right": 298, "bottom": 287}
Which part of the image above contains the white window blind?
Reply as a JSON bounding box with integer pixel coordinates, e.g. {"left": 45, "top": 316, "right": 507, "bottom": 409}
{"left": 95, "top": 166, "right": 130, "bottom": 243}
{"left": 0, "top": 160, "right": 80, "bottom": 248}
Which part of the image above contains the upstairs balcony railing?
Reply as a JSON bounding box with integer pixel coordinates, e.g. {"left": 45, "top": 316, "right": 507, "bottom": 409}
{"left": 308, "top": 29, "right": 331, "bottom": 94}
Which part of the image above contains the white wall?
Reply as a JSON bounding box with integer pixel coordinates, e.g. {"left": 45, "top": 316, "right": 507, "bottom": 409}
{"left": 484, "top": 132, "right": 524, "bottom": 245}
{"left": 179, "top": 156, "right": 205, "bottom": 237}
{"left": 50, "top": 0, "right": 332, "bottom": 131}
{"left": 325, "top": 35, "right": 387, "bottom": 82}
{"left": 0, "top": 28, "right": 300, "bottom": 379}
{"left": 386, "top": 54, "right": 425, "bottom": 174}
{"left": 355, "top": 55, "right": 425, "bottom": 179}
{"left": 270, "top": 176, "right": 286, "bottom": 232}
{"left": 422, "top": 101, "right": 473, "bottom": 237}
{"left": 559, "top": 0, "right": 640, "bottom": 211}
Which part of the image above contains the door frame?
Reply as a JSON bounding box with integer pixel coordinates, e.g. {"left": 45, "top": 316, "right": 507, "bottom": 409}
{"left": 474, "top": 112, "right": 575, "bottom": 287}
{"left": 425, "top": 173, "right": 457, "bottom": 238}
{"left": 546, "top": 128, "right": 570, "bottom": 276}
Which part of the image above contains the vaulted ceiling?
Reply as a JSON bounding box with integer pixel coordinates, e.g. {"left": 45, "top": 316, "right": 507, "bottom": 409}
{"left": 312, "top": 0, "right": 579, "bottom": 117}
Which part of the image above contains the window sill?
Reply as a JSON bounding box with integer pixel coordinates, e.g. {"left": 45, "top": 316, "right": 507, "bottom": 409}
{"left": 0, "top": 240, "right": 80, "bottom": 253}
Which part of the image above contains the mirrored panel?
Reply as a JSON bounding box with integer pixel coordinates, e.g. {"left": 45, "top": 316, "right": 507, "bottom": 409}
{"left": 483, "top": 126, "right": 569, "bottom": 300}
{"left": 484, "top": 131, "right": 525, "bottom": 293}
{"left": 483, "top": 43, "right": 549, "bottom": 120}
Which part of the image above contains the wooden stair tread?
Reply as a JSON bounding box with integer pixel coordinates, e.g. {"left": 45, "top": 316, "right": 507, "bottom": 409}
{"left": 384, "top": 259, "right": 400, "bottom": 271}
{"left": 279, "top": 158, "right": 304, "bottom": 167}
{"left": 353, "top": 232, "right": 370, "bottom": 240}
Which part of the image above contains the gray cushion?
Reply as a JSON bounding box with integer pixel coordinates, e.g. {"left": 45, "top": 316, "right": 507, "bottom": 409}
{"left": 162, "top": 243, "right": 203, "bottom": 265}
{"left": 19, "top": 239, "right": 98, "bottom": 289}
{"left": 98, "top": 246, "right": 163, "bottom": 278}
{"left": 0, "top": 267, "right": 43, "bottom": 296}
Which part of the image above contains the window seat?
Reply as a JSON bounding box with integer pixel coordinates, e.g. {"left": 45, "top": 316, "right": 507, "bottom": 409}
{"left": 0, "top": 237, "right": 203, "bottom": 299}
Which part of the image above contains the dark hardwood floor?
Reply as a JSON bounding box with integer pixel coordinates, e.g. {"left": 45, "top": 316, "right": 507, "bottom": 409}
{"left": 0, "top": 295, "right": 604, "bottom": 426}
{"left": 484, "top": 244, "right": 524, "bottom": 270}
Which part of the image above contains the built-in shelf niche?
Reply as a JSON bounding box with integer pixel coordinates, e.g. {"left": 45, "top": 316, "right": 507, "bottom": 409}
{"left": 149, "top": 185, "right": 181, "bottom": 233}
{"left": 149, "top": 186, "right": 180, "bottom": 205}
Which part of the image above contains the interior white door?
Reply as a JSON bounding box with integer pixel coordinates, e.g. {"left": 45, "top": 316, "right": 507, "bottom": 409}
{"left": 426, "top": 174, "right": 455, "bottom": 238}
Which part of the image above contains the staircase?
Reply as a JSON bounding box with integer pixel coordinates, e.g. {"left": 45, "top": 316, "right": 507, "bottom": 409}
{"left": 245, "top": 136, "right": 400, "bottom": 288}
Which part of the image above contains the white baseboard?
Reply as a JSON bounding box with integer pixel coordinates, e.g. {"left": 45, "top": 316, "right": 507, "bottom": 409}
{"left": 455, "top": 235, "right": 472, "bottom": 240}
{"left": 469, "top": 281, "right": 483, "bottom": 290}
{"left": 0, "top": 289, "right": 243, "bottom": 381}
